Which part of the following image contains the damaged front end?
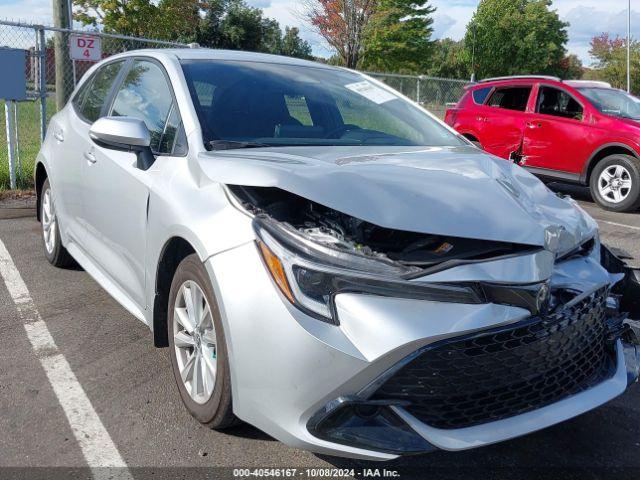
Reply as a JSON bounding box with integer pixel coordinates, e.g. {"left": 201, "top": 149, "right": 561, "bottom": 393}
{"left": 229, "top": 185, "right": 551, "bottom": 323}
{"left": 227, "top": 184, "right": 640, "bottom": 455}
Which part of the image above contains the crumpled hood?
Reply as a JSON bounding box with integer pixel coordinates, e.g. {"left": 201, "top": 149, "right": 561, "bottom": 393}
{"left": 195, "top": 145, "right": 597, "bottom": 250}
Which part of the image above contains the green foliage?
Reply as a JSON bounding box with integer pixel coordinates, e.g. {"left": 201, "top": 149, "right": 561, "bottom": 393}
{"left": 74, "top": 0, "right": 313, "bottom": 59}
{"left": 463, "top": 0, "right": 569, "bottom": 79}
{"left": 281, "top": 27, "right": 313, "bottom": 59}
{"left": 427, "top": 38, "right": 472, "bottom": 79}
{"left": 559, "top": 54, "right": 583, "bottom": 80}
{"left": 74, "top": 0, "right": 162, "bottom": 37}
{"left": 586, "top": 33, "right": 640, "bottom": 93}
{"left": 362, "top": 0, "right": 436, "bottom": 73}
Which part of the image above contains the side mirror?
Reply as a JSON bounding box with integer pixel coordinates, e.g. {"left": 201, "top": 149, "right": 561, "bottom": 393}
{"left": 89, "top": 117, "right": 155, "bottom": 170}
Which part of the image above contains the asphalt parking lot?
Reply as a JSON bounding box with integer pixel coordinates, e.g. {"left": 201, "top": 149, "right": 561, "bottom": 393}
{"left": 1, "top": 184, "right": 640, "bottom": 480}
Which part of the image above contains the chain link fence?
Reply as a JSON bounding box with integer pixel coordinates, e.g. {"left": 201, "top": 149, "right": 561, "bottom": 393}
{"left": 367, "top": 72, "right": 469, "bottom": 118}
{"left": 0, "top": 19, "right": 187, "bottom": 190}
{"left": 0, "top": 19, "right": 469, "bottom": 191}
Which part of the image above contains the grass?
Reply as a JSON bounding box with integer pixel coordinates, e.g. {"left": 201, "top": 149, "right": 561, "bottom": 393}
{"left": 0, "top": 98, "right": 56, "bottom": 191}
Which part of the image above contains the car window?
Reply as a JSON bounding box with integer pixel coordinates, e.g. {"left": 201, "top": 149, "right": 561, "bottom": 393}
{"left": 181, "top": 60, "right": 465, "bottom": 148}
{"left": 537, "top": 86, "right": 583, "bottom": 120}
{"left": 487, "top": 86, "right": 532, "bottom": 112}
{"left": 472, "top": 87, "right": 492, "bottom": 105}
{"left": 158, "top": 105, "right": 187, "bottom": 155}
{"left": 77, "top": 61, "right": 124, "bottom": 122}
{"left": 110, "top": 59, "right": 176, "bottom": 153}
{"left": 578, "top": 87, "right": 640, "bottom": 120}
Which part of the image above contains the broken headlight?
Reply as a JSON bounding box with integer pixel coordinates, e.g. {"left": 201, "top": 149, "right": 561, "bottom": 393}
{"left": 254, "top": 216, "right": 483, "bottom": 324}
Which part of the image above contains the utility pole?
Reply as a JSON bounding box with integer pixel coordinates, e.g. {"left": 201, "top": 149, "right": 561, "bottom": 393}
{"left": 52, "top": 0, "right": 74, "bottom": 109}
{"left": 628, "top": 0, "right": 631, "bottom": 93}
{"left": 471, "top": 22, "right": 477, "bottom": 83}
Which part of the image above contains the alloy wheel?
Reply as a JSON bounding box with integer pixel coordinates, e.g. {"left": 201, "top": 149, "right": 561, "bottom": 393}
{"left": 42, "top": 188, "right": 57, "bottom": 254}
{"left": 598, "top": 164, "right": 632, "bottom": 204}
{"left": 173, "top": 280, "right": 218, "bottom": 404}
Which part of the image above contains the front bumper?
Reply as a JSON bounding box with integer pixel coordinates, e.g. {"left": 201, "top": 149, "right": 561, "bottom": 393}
{"left": 205, "top": 241, "right": 640, "bottom": 460}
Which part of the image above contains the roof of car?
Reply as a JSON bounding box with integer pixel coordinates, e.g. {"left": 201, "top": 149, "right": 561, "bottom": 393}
{"left": 477, "top": 75, "right": 561, "bottom": 83}
{"left": 473, "top": 76, "right": 614, "bottom": 90}
{"left": 116, "top": 48, "right": 337, "bottom": 70}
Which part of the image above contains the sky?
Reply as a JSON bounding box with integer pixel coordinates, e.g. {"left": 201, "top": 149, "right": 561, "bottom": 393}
{"left": 0, "top": 0, "right": 638, "bottom": 66}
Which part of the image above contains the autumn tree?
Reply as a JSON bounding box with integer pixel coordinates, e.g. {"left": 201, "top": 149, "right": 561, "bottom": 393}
{"left": 361, "top": 0, "right": 436, "bottom": 73}
{"left": 303, "top": 0, "right": 376, "bottom": 68}
{"left": 586, "top": 33, "right": 640, "bottom": 93}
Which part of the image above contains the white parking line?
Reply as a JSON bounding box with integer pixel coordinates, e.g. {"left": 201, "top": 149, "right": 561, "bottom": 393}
{"left": 600, "top": 220, "right": 640, "bottom": 232}
{"left": 0, "top": 238, "right": 132, "bottom": 479}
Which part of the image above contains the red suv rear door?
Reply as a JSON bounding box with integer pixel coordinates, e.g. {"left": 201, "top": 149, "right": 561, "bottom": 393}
{"left": 522, "top": 83, "right": 594, "bottom": 176}
{"left": 479, "top": 84, "right": 533, "bottom": 159}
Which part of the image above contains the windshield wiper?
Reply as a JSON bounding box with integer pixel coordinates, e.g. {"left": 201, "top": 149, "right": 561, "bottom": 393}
{"left": 208, "top": 140, "right": 272, "bottom": 150}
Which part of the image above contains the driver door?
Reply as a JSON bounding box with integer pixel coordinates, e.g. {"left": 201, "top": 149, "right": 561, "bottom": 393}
{"left": 522, "top": 84, "right": 593, "bottom": 175}
{"left": 81, "top": 58, "right": 180, "bottom": 311}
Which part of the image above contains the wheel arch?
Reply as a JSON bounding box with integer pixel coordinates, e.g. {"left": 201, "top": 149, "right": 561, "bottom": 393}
{"left": 581, "top": 143, "right": 639, "bottom": 184}
{"left": 152, "top": 236, "right": 198, "bottom": 347}
{"left": 35, "top": 162, "right": 48, "bottom": 222}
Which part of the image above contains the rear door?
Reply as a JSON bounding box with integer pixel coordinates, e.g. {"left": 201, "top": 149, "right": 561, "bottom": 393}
{"left": 81, "top": 58, "right": 185, "bottom": 310}
{"left": 477, "top": 84, "right": 533, "bottom": 159}
{"left": 522, "top": 84, "right": 593, "bottom": 175}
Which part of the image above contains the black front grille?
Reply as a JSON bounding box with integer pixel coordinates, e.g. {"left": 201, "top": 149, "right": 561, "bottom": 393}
{"left": 373, "top": 288, "right": 617, "bottom": 429}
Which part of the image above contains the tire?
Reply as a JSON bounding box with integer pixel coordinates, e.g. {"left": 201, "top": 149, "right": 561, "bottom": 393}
{"left": 589, "top": 154, "right": 640, "bottom": 212}
{"left": 167, "top": 254, "right": 238, "bottom": 429}
{"left": 40, "top": 178, "right": 75, "bottom": 268}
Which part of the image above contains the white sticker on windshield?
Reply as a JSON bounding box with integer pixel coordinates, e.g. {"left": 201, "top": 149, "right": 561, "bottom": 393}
{"left": 345, "top": 81, "right": 397, "bottom": 104}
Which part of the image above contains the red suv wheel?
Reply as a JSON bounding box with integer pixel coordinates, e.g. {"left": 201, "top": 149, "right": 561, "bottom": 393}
{"left": 589, "top": 154, "right": 640, "bottom": 212}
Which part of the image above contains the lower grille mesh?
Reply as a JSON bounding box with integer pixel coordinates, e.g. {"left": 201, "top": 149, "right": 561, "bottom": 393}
{"left": 373, "top": 288, "right": 616, "bottom": 429}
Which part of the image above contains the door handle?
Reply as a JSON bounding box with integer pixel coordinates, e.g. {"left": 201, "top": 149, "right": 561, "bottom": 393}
{"left": 527, "top": 122, "right": 542, "bottom": 129}
{"left": 476, "top": 116, "right": 488, "bottom": 122}
{"left": 84, "top": 150, "right": 97, "bottom": 164}
{"left": 53, "top": 129, "right": 64, "bottom": 142}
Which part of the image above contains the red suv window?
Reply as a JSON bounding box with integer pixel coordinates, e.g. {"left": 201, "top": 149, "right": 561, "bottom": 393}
{"left": 472, "top": 87, "right": 492, "bottom": 104}
{"left": 487, "top": 86, "right": 532, "bottom": 112}
{"left": 536, "top": 86, "right": 583, "bottom": 121}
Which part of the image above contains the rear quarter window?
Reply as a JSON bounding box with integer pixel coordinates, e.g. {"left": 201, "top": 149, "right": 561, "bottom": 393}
{"left": 472, "top": 87, "right": 492, "bottom": 105}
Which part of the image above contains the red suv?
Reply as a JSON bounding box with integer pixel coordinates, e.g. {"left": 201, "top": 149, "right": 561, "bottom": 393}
{"left": 445, "top": 76, "right": 640, "bottom": 212}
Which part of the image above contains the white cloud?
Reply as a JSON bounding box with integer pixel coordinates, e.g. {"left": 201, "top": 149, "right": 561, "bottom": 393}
{"left": 0, "top": 0, "right": 52, "bottom": 24}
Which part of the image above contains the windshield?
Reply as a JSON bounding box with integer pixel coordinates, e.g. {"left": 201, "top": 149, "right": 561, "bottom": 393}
{"left": 181, "top": 60, "right": 465, "bottom": 149}
{"left": 578, "top": 87, "right": 640, "bottom": 120}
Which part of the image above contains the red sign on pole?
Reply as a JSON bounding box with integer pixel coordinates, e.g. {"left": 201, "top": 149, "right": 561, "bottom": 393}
{"left": 69, "top": 34, "right": 102, "bottom": 62}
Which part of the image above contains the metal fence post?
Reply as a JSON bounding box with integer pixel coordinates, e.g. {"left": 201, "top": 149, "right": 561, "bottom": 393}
{"left": 416, "top": 77, "right": 421, "bottom": 104}
{"left": 37, "top": 26, "right": 47, "bottom": 142}
{"left": 13, "top": 100, "right": 21, "bottom": 181}
{"left": 5, "top": 101, "right": 17, "bottom": 189}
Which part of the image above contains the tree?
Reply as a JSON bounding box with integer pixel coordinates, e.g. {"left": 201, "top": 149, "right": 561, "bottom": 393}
{"left": 75, "top": 0, "right": 314, "bottom": 59}
{"left": 303, "top": 0, "right": 376, "bottom": 68}
{"left": 463, "top": 0, "right": 569, "bottom": 78}
{"left": 559, "top": 54, "right": 583, "bottom": 80}
{"left": 281, "top": 27, "right": 313, "bottom": 59}
{"left": 587, "top": 33, "right": 640, "bottom": 93}
{"left": 361, "top": 0, "right": 436, "bottom": 73}
{"left": 74, "top": 0, "right": 162, "bottom": 37}
{"left": 153, "top": 0, "right": 203, "bottom": 42}
{"left": 426, "top": 38, "right": 471, "bottom": 79}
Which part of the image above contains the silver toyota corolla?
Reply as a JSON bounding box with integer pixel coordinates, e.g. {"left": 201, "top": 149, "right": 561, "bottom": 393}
{"left": 35, "top": 49, "right": 640, "bottom": 460}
